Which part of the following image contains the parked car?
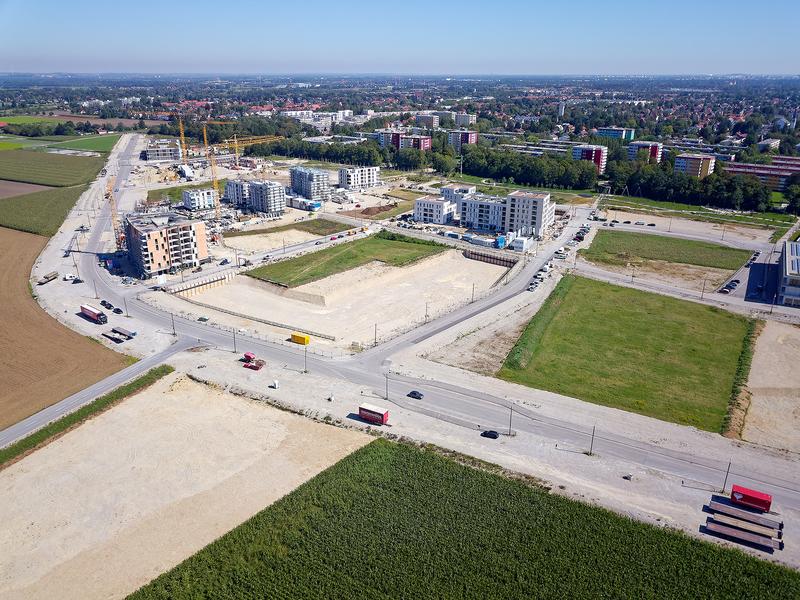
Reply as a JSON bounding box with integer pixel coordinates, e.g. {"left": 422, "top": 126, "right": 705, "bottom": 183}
{"left": 623, "top": 220, "right": 632, "bottom": 224}
{"left": 337, "top": 234, "right": 345, "bottom": 239}
{"left": 611, "top": 219, "right": 619, "bottom": 224}
{"left": 72, "top": 278, "right": 83, "bottom": 284}
{"left": 100, "top": 300, "right": 110, "bottom": 308}
{"left": 719, "top": 288, "right": 731, "bottom": 294}
{"left": 407, "top": 390, "right": 424, "bottom": 400}
{"left": 634, "top": 221, "right": 646, "bottom": 226}
{"left": 113, "top": 307, "right": 123, "bottom": 314}
{"left": 219, "top": 258, "right": 230, "bottom": 265}
{"left": 481, "top": 430, "right": 500, "bottom": 439}
{"left": 315, "top": 241, "right": 323, "bottom": 245}
{"left": 647, "top": 223, "right": 656, "bottom": 227}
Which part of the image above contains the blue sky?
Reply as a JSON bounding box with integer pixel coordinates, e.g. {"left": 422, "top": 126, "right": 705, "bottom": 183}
{"left": 0, "top": 0, "right": 796, "bottom": 75}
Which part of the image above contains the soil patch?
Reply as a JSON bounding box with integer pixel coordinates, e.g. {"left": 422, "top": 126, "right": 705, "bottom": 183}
{"left": 0, "top": 179, "right": 52, "bottom": 200}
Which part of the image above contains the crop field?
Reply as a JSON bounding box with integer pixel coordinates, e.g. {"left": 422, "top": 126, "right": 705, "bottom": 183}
{"left": 47, "top": 133, "right": 121, "bottom": 153}
{"left": 225, "top": 217, "right": 346, "bottom": 238}
{"left": 0, "top": 115, "right": 61, "bottom": 124}
{"left": 0, "top": 180, "right": 52, "bottom": 200}
{"left": 146, "top": 179, "right": 228, "bottom": 204}
{"left": 0, "top": 185, "right": 87, "bottom": 236}
{"left": 130, "top": 439, "right": 800, "bottom": 599}
{"left": 498, "top": 275, "right": 750, "bottom": 431}
{"left": 581, "top": 230, "right": 751, "bottom": 270}
{"left": 246, "top": 231, "right": 446, "bottom": 287}
{"left": 0, "top": 227, "right": 129, "bottom": 430}
{"left": 0, "top": 149, "right": 106, "bottom": 186}
{"left": 0, "top": 141, "right": 24, "bottom": 151}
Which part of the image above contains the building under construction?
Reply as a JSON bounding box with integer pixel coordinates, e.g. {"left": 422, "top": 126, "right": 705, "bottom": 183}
{"left": 145, "top": 139, "right": 182, "bottom": 161}
{"left": 125, "top": 213, "right": 208, "bottom": 278}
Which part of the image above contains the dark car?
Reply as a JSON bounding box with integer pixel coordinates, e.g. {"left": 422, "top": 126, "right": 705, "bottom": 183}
{"left": 407, "top": 390, "right": 424, "bottom": 400}
{"left": 481, "top": 430, "right": 500, "bottom": 439}
{"left": 731, "top": 279, "right": 741, "bottom": 285}
{"left": 113, "top": 307, "right": 123, "bottom": 314}
{"left": 72, "top": 278, "right": 83, "bottom": 284}
{"left": 611, "top": 219, "right": 619, "bottom": 224}
{"left": 647, "top": 223, "right": 656, "bottom": 227}
{"left": 337, "top": 234, "right": 345, "bottom": 238}
{"left": 100, "top": 300, "right": 110, "bottom": 308}
{"left": 623, "top": 220, "right": 631, "bottom": 224}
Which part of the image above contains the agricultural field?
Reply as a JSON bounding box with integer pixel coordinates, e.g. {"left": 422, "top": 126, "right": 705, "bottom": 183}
{"left": 580, "top": 230, "right": 751, "bottom": 270}
{"left": 46, "top": 133, "right": 121, "bottom": 153}
{"left": 0, "top": 115, "right": 61, "bottom": 124}
{"left": 0, "top": 149, "right": 106, "bottom": 186}
{"left": 146, "top": 179, "right": 228, "bottom": 204}
{"left": 0, "top": 141, "right": 24, "bottom": 151}
{"left": 0, "top": 180, "right": 51, "bottom": 200}
{"left": 225, "top": 217, "right": 346, "bottom": 238}
{"left": 0, "top": 185, "right": 87, "bottom": 236}
{"left": 498, "top": 275, "right": 751, "bottom": 431}
{"left": 0, "top": 227, "right": 129, "bottom": 430}
{"left": 130, "top": 439, "right": 800, "bottom": 599}
{"left": 246, "top": 231, "right": 446, "bottom": 288}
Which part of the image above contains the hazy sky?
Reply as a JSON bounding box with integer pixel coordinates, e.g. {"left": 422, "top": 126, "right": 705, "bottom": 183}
{"left": 0, "top": 0, "right": 796, "bottom": 75}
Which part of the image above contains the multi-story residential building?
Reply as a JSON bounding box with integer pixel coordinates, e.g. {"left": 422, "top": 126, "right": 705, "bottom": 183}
{"left": 447, "top": 129, "right": 478, "bottom": 153}
{"left": 290, "top": 166, "right": 331, "bottom": 202}
{"left": 182, "top": 188, "right": 217, "bottom": 211}
{"left": 248, "top": 181, "right": 286, "bottom": 216}
{"left": 572, "top": 144, "right": 608, "bottom": 174}
{"left": 125, "top": 213, "right": 208, "bottom": 278}
{"left": 441, "top": 183, "right": 476, "bottom": 203}
{"left": 674, "top": 153, "right": 716, "bottom": 179}
{"left": 432, "top": 110, "right": 456, "bottom": 122}
{"left": 627, "top": 141, "right": 663, "bottom": 163}
{"left": 455, "top": 113, "right": 477, "bottom": 127}
{"left": 375, "top": 129, "right": 432, "bottom": 151}
{"left": 757, "top": 138, "right": 781, "bottom": 151}
{"left": 145, "top": 139, "right": 182, "bottom": 161}
{"left": 416, "top": 114, "right": 439, "bottom": 129}
{"left": 596, "top": 126, "right": 635, "bottom": 141}
{"left": 339, "top": 166, "right": 380, "bottom": 190}
{"left": 413, "top": 197, "right": 458, "bottom": 224}
{"left": 778, "top": 240, "right": 800, "bottom": 307}
{"left": 224, "top": 180, "right": 250, "bottom": 207}
{"left": 721, "top": 162, "right": 799, "bottom": 191}
{"left": 459, "top": 194, "right": 507, "bottom": 233}
{"left": 505, "top": 190, "right": 555, "bottom": 238}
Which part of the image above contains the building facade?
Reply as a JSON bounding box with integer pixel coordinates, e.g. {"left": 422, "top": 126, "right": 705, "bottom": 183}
{"left": 440, "top": 183, "right": 476, "bottom": 203}
{"left": 290, "top": 166, "right": 331, "bottom": 202}
{"left": 145, "top": 139, "right": 182, "bottom": 161}
{"left": 125, "top": 213, "right": 208, "bottom": 278}
{"left": 375, "top": 129, "right": 432, "bottom": 151}
{"left": 505, "top": 190, "right": 555, "bottom": 238}
{"left": 674, "top": 153, "right": 716, "bottom": 179}
{"left": 339, "top": 166, "right": 380, "bottom": 189}
{"left": 224, "top": 180, "right": 250, "bottom": 207}
{"left": 596, "top": 127, "right": 635, "bottom": 141}
{"left": 413, "top": 197, "right": 458, "bottom": 224}
{"left": 455, "top": 113, "right": 477, "bottom": 127}
{"left": 447, "top": 129, "right": 478, "bottom": 152}
{"left": 416, "top": 114, "right": 439, "bottom": 129}
{"left": 459, "top": 194, "right": 507, "bottom": 233}
{"left": 248, "top": 181, "right": 286, "bottom": 216}
{"left": 627, "top": 141, "right": 663, "bottom": 163}
{"left": 721, "top": 163, "right": 797, "bottom": 191}
{"left": 572, "top": 144, "right": 608, "bottom": 174}
{"left": 778, "top": 241, "right": 800, "bottom": 307}
{"left": 182, "top": 188, "right": 217, "bottom": 211}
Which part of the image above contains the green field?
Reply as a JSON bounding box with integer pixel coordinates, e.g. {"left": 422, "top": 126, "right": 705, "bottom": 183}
{"left": 498, "top": 276, "right": 751, "bottom": 431}
{"left": 246, "top": 231, "right": 446, "bottom": 287}
{"left": 385, "top": 188, "right": 426, "bottom": 202}
{"left": 129, "top": 439, "right": 800, "bottom": 600}
{"left": 225, "top": 217, "right": 347, "bottom": 238}
{"left": 0, "top": 115, "right": 60, "bottom": 124}
{"left": 146, "top": 179, "right": 227, "bottom": 204}
{"left": 0, "top": 141, "right": 24, "bottom": 151}
{"left": 581, "top": 230, "right": 751, "bottom": 270}
{"left": 0, "top": 150, "right": 106, "bottom": 187}
{"left": 0, "top": 185, "right": 88, "bottom": 236}
{"left": 47, "top": 134, "right": 121, "bottom": 153}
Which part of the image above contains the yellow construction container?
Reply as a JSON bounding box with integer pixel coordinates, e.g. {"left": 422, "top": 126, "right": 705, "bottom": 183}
{"left": 291, "top": 332, "right": 311, "bottom": 345}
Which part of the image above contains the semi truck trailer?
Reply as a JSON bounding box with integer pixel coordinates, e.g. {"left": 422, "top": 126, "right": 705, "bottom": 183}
{"left": 80, "top": 304, "right": 108, "bottom": 324}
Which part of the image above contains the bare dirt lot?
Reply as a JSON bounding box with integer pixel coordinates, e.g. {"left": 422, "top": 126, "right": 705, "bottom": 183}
{"left": 742, "top": 321, "right": 800, "bottom": 453}
{"left": 0, "top": 180, "right": 52, "bottom": 200}
{"left": 0, "top": 372, "right": 369, "bottom": 600}
{"left": 223, "top": 228, "right": 320, "bottom": 253}
{"left": 0, "top": 227, "right": 129, "bottom": 429}
{"left": 576, "top": 255, "right": 733, "bottom": 292}
{"left": 600, "top": 210, "right": 773, "bottom": 244}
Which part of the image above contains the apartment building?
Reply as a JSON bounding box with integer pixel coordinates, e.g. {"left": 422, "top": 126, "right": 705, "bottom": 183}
{"left": 627, "top": 141, "right": 663, "bottom": 163}
{"left": 413, "top": 197, "right": 458, "bottom": 224}
{"left": 455, "top": 113, "right": 477, "bottom": 127}
{"left": 459, "top": 194, "right": 507, "bottom": 233}
{"left": 416, "top": 114, "right": 439, "bottom": 129}
{"left": 674, "top": 153, "right": 716, "bottom": 179}
{"left": 248, "top": 181, "right": 286, "bottom": 216}
{"left": 757, "top": 138, "right": 781, "bottom": 151}
{"left": 182, "top": 188, "right": 217, "bottom": 211}
{"left": 596, "top": 126, "right": 635, "bottom": 141}
{"left": 441, "top": 183, "right": 476, "bottom": 203}
{"left": 447, "top": 129, "right": 478, "bottom": 153}
{"left": 722, "top": 162, "right": 798, "bottom": 191}
{"left": 125, "top": 213, "right": 208, "bottom": 278}
{"left": 375, "top": 129, "right": 432, "bottom": 151}
{"left": 145, "top": 139, "right": 182, "bottom": 161}
{"left": 572, "top": 144, "right": 608, "bottom": 174}
{"left": 505, "top": 190, "right": 555, "bottom": 238}
{"left": 778, "top": 241, "right": 800, "bottom": 307}
{"left": 432, "top": 110, "right": 456, "bottom": 122}
{"left": 224, "top": 180, "right": 250, "bottom": 207}
{"left": 290, "top": 166, "right": 331, "bottom": 202}
{"left": 339, "top": 166, "right": 380, "bottom": 190}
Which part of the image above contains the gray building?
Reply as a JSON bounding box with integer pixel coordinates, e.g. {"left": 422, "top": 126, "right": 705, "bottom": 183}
{"left": 224, "top": 180, "right": 250, "bottom": 207}
{"left": 778, "top": 240, "right": 800, "bottom": 307}
{"left": 248, "top": 181, "right": 286, "bottom": 217}
{"left": 145, "top": 139, "right": 182, "bottom": 161}
{"left": 290, "top": 166, "right": 331, "bottom": 202}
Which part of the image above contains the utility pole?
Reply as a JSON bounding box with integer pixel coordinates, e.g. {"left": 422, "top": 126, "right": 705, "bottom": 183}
{"left": 124, "top": 297, "right": 129, "bottom": 317}
{"left": 171, "top": 314, "right": 176, "bottom": 336}
{"left": 700, "top": 278, "right": 707, "bottom": 300}
{"left": 425, "top": 301, "right": 429, "bottom": 322}
{"left": 303, "top": 344, "right": 308, "bottom": 373}
{"left": 588, "top": 424, "right": 596, "bottom": 456}
{"left": 232, "top": 327, "right": 237, "bottom": 352}
{"left": 471, "top": 283, "right": 475, "bottom": 303}
{"left": 385, "top": 372, "right": 389, "bottom": 400}
{"left": 721, "top": 460, "right": 732, "bottom": 493}
{"left": 721, "top": 223, "right": 726, "bottom": 241}
{"left": 93, "top": 280, "right": 99, "bottom": 299}
{"left": 508, "top": 406, "right": 513, "bottom": 436}
{"left": 374, "top": 322, "right": 378, "bottom": 347}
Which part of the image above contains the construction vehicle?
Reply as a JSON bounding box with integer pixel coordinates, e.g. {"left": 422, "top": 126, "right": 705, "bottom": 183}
{"left": 291, "top": 332, "right": 311, "bottom": 345}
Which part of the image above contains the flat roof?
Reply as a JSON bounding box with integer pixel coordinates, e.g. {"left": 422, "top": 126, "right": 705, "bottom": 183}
{"left": 676, "top": 152, "right": 715, "bottom": 160}
{"left": 126, "top": 212, "right": 201, "bottom": 234}
{"left": 508, "top": 190, "right": 551, "bottom": 200}
{"left": 441, "top": 182, "right": 476, "bottom": 190}
{"left": 784, "top": 241, "right": 800, "bottom": 278}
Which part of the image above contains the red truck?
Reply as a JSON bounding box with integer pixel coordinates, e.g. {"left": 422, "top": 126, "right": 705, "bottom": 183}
{"left": 80, "top": 304, "right": 108, "bottom": 324}
{"left": 731, "top": 485, "right": 772, "bottom": 513}
{"left": 359, "top": 403, "right": 389, "bottom": 425}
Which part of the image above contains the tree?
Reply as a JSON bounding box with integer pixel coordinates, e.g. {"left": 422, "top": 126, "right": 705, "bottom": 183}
{"left": 431, "top": 153, "right": 457, "bottom": 175}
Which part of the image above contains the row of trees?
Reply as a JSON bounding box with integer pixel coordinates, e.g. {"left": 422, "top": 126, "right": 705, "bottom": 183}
{"left": 246, "top": 138, "right": 385, "bottom": 166}
{"left": 1, "top": 120, "right": 100, "bottom": 137}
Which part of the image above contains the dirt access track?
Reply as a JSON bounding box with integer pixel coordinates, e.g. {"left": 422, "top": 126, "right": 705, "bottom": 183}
{"left": 0, "top": 373, "right": 369, "bottom": 600}
{"left": 0, "top": 227, "right": 128, "bottom": 429}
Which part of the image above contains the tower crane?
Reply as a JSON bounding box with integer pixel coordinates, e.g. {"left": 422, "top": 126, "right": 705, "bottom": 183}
{"left": 202, "top": 124, "right": 222, "bottom": 221}
{"left": 106, "top": 176, "right": 126, "bottom": 253}
{"left": 178, "top": 117, "right": 189, "bottom": 165}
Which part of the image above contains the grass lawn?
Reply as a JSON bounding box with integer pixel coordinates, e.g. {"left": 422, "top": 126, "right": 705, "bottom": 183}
{"left": 146, "top": 179, "right": 227, "bottom": 204}
{"left": 498, "top": 275, "right": 751, "bottom": 431}
{"left": 0, "top": 185, "right": 88, "bottom": 236}
{"left": 581, "top": 230, "right": 751, "bottom": 270}
{"left": 385, "top": 188, "right": 426, "bottom": 202}
{"left": 449, "top": 172, "right": 594, "bottom": 196}
{"left": 0, "top": 141, "right": 24, "bottom": 151}
{"left": 0, "top": 149, "right": 106, "bottom": 187}
{"left": 129, "top": 439, "right": 800, "bottom": 600}
{"left": 46, "top": 133, "right": 121, "bottom": 153}
{"left": 246, "top": 231, "right": 446, "bottom": 287}
{"left": 224, "top": 217, "right": 347, "bottom": 238}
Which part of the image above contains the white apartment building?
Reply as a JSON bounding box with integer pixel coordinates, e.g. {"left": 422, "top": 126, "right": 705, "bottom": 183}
{"left": 182, "top": 188, "right": 217, "bottom": 211}
{"left": 339, "top": 166, "right": 380, "bottom": 190}
{"left": 778, "top": 240, "right": 800, "bottom": 307}
{"left": 455, "top": 113, "right": 477, "bottom": 126}
{"left": 505, "top": 190, "right": 555, "bottom": 238}
{"left": 459, "top": 194, "right": 507, "bottom": 233}
{"left": 413, "top": 197, "right": 458, "bottom": 225}
{"left": 248, "top": 181, "right": 286, "bottom": 217}
{"left": 224, "top": 180, "right": 250, "bottom": 207}
{"left": 441, "top": 183, "right": 476, "bottom": 203}
{"left": 290, "top": 166, "right": 331, "bottom": 202}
